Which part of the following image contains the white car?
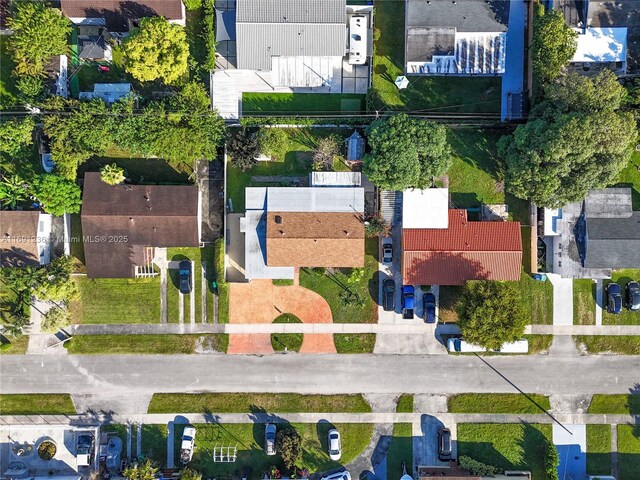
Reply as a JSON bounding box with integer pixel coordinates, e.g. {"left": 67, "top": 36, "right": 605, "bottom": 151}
{"left": 321, "top": 470, "right": 351, "bottom": 480}
{"left": 265, "top": 423, "right": 277, "bottom": 456}
{"left": 328, "top": 428, "right": 341, "bottom": 461}
{"left": 180, "top": 426, "right": 196, "bottom": 464}
{"left": 383, "top": 243, "right": 393, "bottom": 264}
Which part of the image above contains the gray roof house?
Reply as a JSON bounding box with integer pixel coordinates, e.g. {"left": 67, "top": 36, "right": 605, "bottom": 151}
{"left": 547, "top": 188, "right": 640, "bottom": 279}
{"left": 405, "top": 0, "right": 509, "bottom": 75}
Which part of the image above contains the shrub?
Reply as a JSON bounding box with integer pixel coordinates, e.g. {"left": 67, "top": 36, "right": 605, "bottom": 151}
{"left": 228, "top": 128, "right": 259, "bottom": 171}
{"left": 37, "top": 441, "right": 56, "bottom": 460}
{"left": 312, "top": 136, "right": 340, "bottom": 171}
{"left": 15, "top": 75, "right": 45, "bottom": 103}
{"left": 202, "top": 0, "right": 216, "bottom": 70}
{"left": 458, "top": 456, "right": 498, "bottom": 476}
{"left": 41, "top": 307, "right": 71, "bottom": 334}
{"left": 257, "top": 128, "right": 290, "bottom": 161}
{"left": 276, "top": 427, "right": 302, "bottom": 469}
{"left": 544, "top": 442, "right": 560, "bottom": 480}
{"left": 182, "top": 0, "right": 202, "bottom": 10}
{"left": 365, "top": 215, "right": 390, "bottom": 238}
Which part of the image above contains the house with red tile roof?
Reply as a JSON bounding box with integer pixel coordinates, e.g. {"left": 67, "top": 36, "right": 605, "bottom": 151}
{"left": 401, "top": 188, "right": 522, "bottom": 286}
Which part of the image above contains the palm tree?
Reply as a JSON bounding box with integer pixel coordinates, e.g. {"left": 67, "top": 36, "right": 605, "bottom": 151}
{"left": 0, "top": 174, "right": 29, "bottom": 209}
{"left": 3, "top": 313, "right": 31, "bottom": 338}
{"left": 100, "top": 163, "right": 126, "bottom": 185}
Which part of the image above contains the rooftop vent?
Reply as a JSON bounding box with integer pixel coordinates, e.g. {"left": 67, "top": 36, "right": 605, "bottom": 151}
{"left": 275, "top": 215, "right": 282, "bottom": 224}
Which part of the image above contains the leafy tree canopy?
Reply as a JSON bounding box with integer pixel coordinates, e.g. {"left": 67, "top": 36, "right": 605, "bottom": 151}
{"left": 257, "top": 128, "right": 290, "bottom": 161}
{"left": 122, "top": 17, "right": 189, "bottom": 84}
{"left": 531, "top": 6, "right": 577, "bottom": 84}
{"left": 33, "top": 174, "right": 82, "bottom": 216}
{"left": 100, "top": 163, "right": 126, "bottom": 185}
{"left": 228, "top": 128, "right": 260, "bottom": 171}
{"left": 456, "top": 281, "right": 527, "bottom": 351}
{"left": 0, "top": 117, "right": 34, "bottom": 157}
{"left": 364, "top": 114, "right": 452, "bottom": 190}
{"left": 275, "top": 427, "right": 302, "bottom": 470}
{"left": 124, "top": 460, "right": 158, "bottom": 480}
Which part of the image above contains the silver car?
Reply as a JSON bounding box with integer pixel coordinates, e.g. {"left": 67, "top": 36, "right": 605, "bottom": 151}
{"left": 328, "top": 428, "right": 341, "bottom": 461}
{"left": 265, "top": 423, "right": 276, "bottom": 456}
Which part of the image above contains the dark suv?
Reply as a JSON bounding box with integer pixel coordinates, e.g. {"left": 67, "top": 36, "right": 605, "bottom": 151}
{"left": 179, "top": 260, "right": 192, "bottom": 294}
{"left": 383, "top": 279, "right": 395, "bottom": 312}
{"left": 437, "top": 428, "right": 452, "bottom": 461}
{"left": 606, "top": 282, "right": 622, "bottom": 314}
{"left": 625, "top": 281, "right": 640, "bottom": 311}
{"left": 422, "top": 292, "right": 436, "bottom": 323}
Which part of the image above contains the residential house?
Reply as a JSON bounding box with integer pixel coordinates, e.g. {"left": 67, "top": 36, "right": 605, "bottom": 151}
{"left": 0, "top": 211, "right": 53, "bottom": 268}
{"left": 405, "top": 0, "right": 509, "bottom": 75}
{"left": 80, "top": 173, "right": 201, "bottom": 278}
{"left": 543, "top": 188, "right": 640, "bottom": 279}
{"left": 555, "top": 0, "right": 640, "bottom": 74}
{"left": 401, "top": 188, "right": 522, "bottom": 286}
{"left": 240, "top": 180, "right": 365, "bottom": 281}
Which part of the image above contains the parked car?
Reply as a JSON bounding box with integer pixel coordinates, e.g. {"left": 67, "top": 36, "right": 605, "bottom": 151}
{"left": 401, "top": 285, "right": 415, "bottom": 319}
{"left": 446, "top": 337, "right": 485, "bottom": 353}
{"left": 422, "top": 292, "right": 436, "bottom": 323}
{"left": 76, "top": 433, "right": 94, "bottom": 467}
{"left": 437, "top": 428, "right": 452, "bottom": 461}
{"left": 180, "top": 426, "right": 196, "bottom": 464}
{"left": 606, "top": 282, "right": 623, "bottom": 314}
{"left": 179, "top": 260, "right": 192, "bottom": 294}
{"left": 625, "top": 281, "right": 640, "bottom": 311}
{"left": 328, "top": 428, "right": 341, "bottom": 461}
{"left": 383, "top": 279, "right": 396, "bottom": 311}
{"left": 264, "top": 423, "right": 276, "bottom": 456}
{"left": 383, "top": 243, "right": 393, "bottom": 264}
{"left": 321, "top": 470, "right": 351, "bottom": 480}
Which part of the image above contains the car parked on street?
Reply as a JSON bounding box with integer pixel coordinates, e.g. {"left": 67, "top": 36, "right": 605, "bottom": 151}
{"left": 606, "top": 282, "right": 623, "bottom": 314}
{"left": 179, "top": 260, "right": 192, "bottom": 294}
{"left": 625, "top": 281, "right": 640, "bottom": 311}
{"left": 437, "top": 427, "right": 452, "bottom": 461}
{"left": 265, "top": 423, "right": 276, "bottom": 456}
{"left": 383, "top": 243, "right": 393, "bottom": 264}
{"left": 383, "top": 279, "right": 396, "bottom": 311}
{"left": 328, "top": 428, "right": 341, "bottom": 461}
{"left": 422, "top": 292, "right": 436, "bottom": 323}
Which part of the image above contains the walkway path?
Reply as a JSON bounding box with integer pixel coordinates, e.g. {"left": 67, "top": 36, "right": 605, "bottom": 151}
{"left": 501, "top": 0, "right": 526, "bottom": 121}
{"left": 548, "top": 273, "right": 574, "bottom": 326}
{"left": 611, "top": 423, "right": 619, "bottom": 479}
{"left": 528, "top": 325, "right": 640, "bottom": 335}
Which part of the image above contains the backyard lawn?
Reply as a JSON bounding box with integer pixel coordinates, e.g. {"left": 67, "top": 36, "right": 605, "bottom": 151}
{"left": 603, "top": 269, "right": 640, "bottom": 325}
{"left": 299, "top": 238, "right": 378, "bottom": 323}
{"left": 386, "top": 423, "right": 413, "bottom": 480}
{"left": 588, "top": 394, "right": 640, "bottom": 415}
{"left": 574, "top": 279, "right": 596, "bottom": 325}
{"left": 448, "top": 393, "right": 550, "bottom": 414}
{"left": 457, "top": 423, "right": 552, "bottom": 480}
{"left": 617, "top": 424, "right": 640, "bottom": 480}
{"left": 0, "top": 38, "right": 18, "bottom": 109}
{"left": 69, "top": 277, "right": 161, "bottom": 324}
{"left": 574, "top": 336, "right": 640, "bottom": 355}
{"left": 64, "top": 334, "right": 228, "bottom": 354}
{"left": 614, "top": 150, "right": 640, "bottom": 210}
{"left": 0, "top": 394, "right": 76, "bottom": 415}
{"left": 371, "top": 0, "right": 501, "bottom": 114}
{"left": 141, "top": 424, "right": 168, "bottom": 465}
{"left": 243, "top": 93, "right": 365, "bottom": 115}
{"left": 586, "top": 424, "right": 612, "bottom": 476}
{"left": 148, "top": 393, "right": 371, "bottom": 414}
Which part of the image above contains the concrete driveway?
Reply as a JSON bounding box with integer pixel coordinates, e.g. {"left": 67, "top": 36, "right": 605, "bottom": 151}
{"left": 553, "top": 424, "right": 586, "bottom": 480}
{"left": 413, "top": 415, "right": 457, "bottom": 468}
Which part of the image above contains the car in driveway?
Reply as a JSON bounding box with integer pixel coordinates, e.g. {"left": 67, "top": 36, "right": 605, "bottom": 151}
{"left": 321, "top": 470, "right": 351, "bottom": 480}
{"left": 437, "top": 428, "right": 452, "bottom": 461}
{"left": 422, "top": 292, "right": 436, "bottom": 323}
{"left": 383, "top": 279, "right": 396, "bottom": 311}
{"left": 179, "top": 260, "right": 192, "bottom": 294}
{"left": 625, "top": 281, "right": 640, "bottom": 311}
{"left": 383, "top": 243, "right": 393, "bottom": 264}
{"left": 76, "top": 433, "right": 94, "bottom": 467}
{"left": 265, "top": 423, "right": 276, "bottom": 456}
{"left": 606, "top": 282, "right": 623, "bottom": 314}
{"left": 328, "top": 428, "right": 341, "bottom": 461}
{"left": 401, "top": 285, "right": 415, "bottom": 319}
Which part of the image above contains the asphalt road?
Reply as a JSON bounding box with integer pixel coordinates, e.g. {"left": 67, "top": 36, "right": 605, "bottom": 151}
{"left": 2, "top": 354, "right": 639, "bottom": 396}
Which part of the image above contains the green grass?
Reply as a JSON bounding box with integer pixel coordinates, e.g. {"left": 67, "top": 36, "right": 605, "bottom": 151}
{"left": 617, "top": 424, "right": 640, "bottom": 480}
{"left": 386, "top": 423, "right": 413, "bottom": 480}
{"left": 243, "top": 93, "right": 365, "bottom": 115}
{"left": 64, "top": 334, "right": 228, "bottom": 354}
{"left": 0, "top": 335, "right": 29, "bottom": 354}
{"left": 77, "top": 156, "right": 190, "bottom": 185}
{"left": 574, "top": 336, "right": 640, "bottom": 355}
{"left": 75, "top": 60, "right": 128, "bottom": 92}
{"left": 586, "top": 424, "right": 612, "bottom": 476}
{"left": 523, "top": 335, "right": 553, "bottom": 354}
{"left": 614, "top": 150, "right": 640, "bottom": 210}
{"left": 102, "top": 424, "right": 127, "bottom": 446}
{"left": 520, "top": 273, "right": 554, "bottom": 325}
{"left": 271, "top": 313, "right": 303, "bottom": 352}
{"left": 588, "top": 394, "right": 640, "bottom": 415}
{"left": 185, "top": 7, "right": 208, "bottom": 82}
{"left": 396, "top": 394, "right": 414, "bottom": 413}
{"left": 333, "top": 334, "right": 376, "bottom": 353}
{"left": 148, "top": 393, "right": 372, "bottom": 414}
{"left": 141, "top": 424, "right": 167, "bottom": 465}
{"left": 574, "top": 279, "right": 596, "bottom": 325}
{"left": 0, "top": 37, "right": 19, "bottom": 110}
{"left": 273, "top": 279, "right": 294, "bottom": 286}
{"left": 371, "top": 0, "right": 501, "bottom": 114}
{"left": 70, "top": 276, "right": 161, "bottom": 324}
{"left": 69, "top": 214, "right": 86, "bottom": 270}
{"left": 299, "top": 238, "right": 378, "bottom": 323}
{"left": 457, "top": 423, "right": 552, "bottom": 480}
{"left": 214, "top": 239, "right": 229, "bottom": 323}
{"left": 603, "top": 269, "right": 640, "bottom": 325}
{"left": 0, "top": 394, "right": 76, "bottom": 415}
{"left": 448, "top": 394, "right": 550, "bottom": 414}
{"left": 174, "top": 422, "right": 372, "bottom": 477}
{"left": 438, "top": 286, "right": 462, "bottom": 323}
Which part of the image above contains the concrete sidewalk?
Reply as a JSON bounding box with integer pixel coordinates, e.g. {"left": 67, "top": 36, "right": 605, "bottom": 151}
{"left": 527, "top": 325, "right": 640, "bottom": 335}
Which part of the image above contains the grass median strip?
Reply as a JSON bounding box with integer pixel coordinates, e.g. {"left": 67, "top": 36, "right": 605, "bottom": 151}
{"left": 148, "top": 393, "right": 372, "bottom": 414}
{"left": 0, "top": 336, "right": 29, "bottom": 355}
{"left": 574, "top": 336, "right": 640, "bottom": 355}
{"left": 396, "top": 394, "right": 414, "bottom": 413}
{"left": 334, "top": 334, "right": 376, "bottom": 353}
{"left": 448, "top": 393, "right": 551, "bottom": 414}
{"left": 586, "top": 424, "right": 612, "bottom": 476}
{"left": 0, "top": 394, "right": 76, "bottom": 415}
{"left": 64, "top": 334, "right": 228, "bottom": 354}
{"left": 588, "top": 394, "right": 640, "bottom": 415}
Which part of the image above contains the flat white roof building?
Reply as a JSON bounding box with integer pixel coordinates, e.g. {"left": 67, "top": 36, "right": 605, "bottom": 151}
{"left": 571, "top": 27, "right": 627, "bottom": 63}
{"left": 402, "top": 188, "right": 449, "bottom": 229}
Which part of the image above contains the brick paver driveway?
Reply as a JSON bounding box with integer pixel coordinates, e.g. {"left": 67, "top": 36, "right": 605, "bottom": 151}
{"left": 228, "top": 279, "right": 336, "bottom": 354}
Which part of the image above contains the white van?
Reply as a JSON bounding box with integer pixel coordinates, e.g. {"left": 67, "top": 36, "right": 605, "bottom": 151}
{"left": 497, "top": 340, "right": 529, "bottom": 353}
{"left": 446, "top": 338, "right": 486, "bottom": 353}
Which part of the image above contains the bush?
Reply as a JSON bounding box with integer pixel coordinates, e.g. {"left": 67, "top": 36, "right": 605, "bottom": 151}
{"left": 544, "top": 442, "right": 560, "bottom": 480}
{"left": 37, "top": 440, "right": 56, "bottom": 460}
{"left": 312, "top": 136, "right": 340, "bottom": 171}
{"left": 228, "top": 128, "right": 260, "bottom": 171}
{"left": 365, "top": 215, "right": 390, "bottom": 238}
{"left": 41, "top": 307, "right": 71, "bottom": 334}
{"left": 182, "top": 0, "right": 202, "bottom": 10}
{"left": 276, "top": 427, "right": 302, "bottom": 469}
{"left": 15, "top": 75, "right": 45, "bottom": 103}
{"left": 458, "top": 456, "right": 498, "bottom": 476}
{"left": 202, "top": 0, "right": 216, "bottom": 70}
{"left": 257, "top": 128, "right": 290, "bottom": 161}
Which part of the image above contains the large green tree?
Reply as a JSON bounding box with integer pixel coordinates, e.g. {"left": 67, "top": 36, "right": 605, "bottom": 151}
{"left": 456, "top": 281, "right": 527, "bottom": 351}
{"left": 122, "top": 17, "right": 189, "bottom": 84}
{"left": 531, "top": 6, "right": 577, "bottom": 84}
{"left": 7, "top": 0, "right": 71, "bottom": 77}
{"left": 364, "top": 114, "right": 452, "bottom": 190}
{"left": 33, "top": 174, "right": 82, "bottom": 216}
{"left": 0, "top": 117, "right": 34, "bottom": 157}
{"left": 499, "top": 71, "right": 637, "bottom": 208}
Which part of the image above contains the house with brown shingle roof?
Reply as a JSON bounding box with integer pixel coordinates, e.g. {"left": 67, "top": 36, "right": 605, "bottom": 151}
{"left": 401, "top": 188, "right": 522, "bottom": 286}
{"left": 0, "top": 210, "right": 54, "bottom": 268}
{"left": 80, "top": 173, "right": 201, "bottom": 278}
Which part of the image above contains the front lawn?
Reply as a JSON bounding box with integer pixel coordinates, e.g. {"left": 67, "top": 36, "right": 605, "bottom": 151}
{"left": 457, "top": 423, "right": 552, "bottom": 480}
{"left": 603, "top": 270, "right": 640, "bottom": 325}
{"left": 574, "top": 279, "right": 596, "bottom": 325}
{"left": 574, "top": 336, "right": 640, "bottom": 355}
{"left": 386, "top": 423, "right": 413, "bottom": 480}
{"left": 617, "top": 424, "right": 640, "bottom": 480}
{"left": 299, "top": 238, "right": 378, "bottom": 323}
{"left": 588, "top": 394, "right": 640, "bottom": 415}
{"left": 334, "top": 334, "right": 376, "bottom": 353}
{"left": 69, "top": 277, "right": 161, "bottom": 324}
{"left": 0, "top": 335, "right": 29, "bottom": 354}
{"left": 371, "top": 0, "right": 501, "bottom": 114}
{"left": 141, "top": 424, "right": 168, "bottom": 465}
{"left": 448, "top": 394, "right": 551, "bottom": 414}
{"left": 0, "top": 38, "right": 18, "bottom": 109}
{"left": 0, "top": 394, "right": 76, "bottom": 415}
{"left": 148, "top": 393, "right": 372, "bottom": 414}
{"left": 586, "top": 424, "right": 612, "bottom": 476}
{"left": 64, "top": 334, "right": 228, "bottom": 354}
{"left": 243, "top": 93, "right": 365, "bottom": 115}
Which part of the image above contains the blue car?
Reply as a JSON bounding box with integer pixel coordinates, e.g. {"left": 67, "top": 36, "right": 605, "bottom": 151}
{"left": 422, "top": 292, "right": 436, "bottom": 323}
{"left": 179, "top": 260, "right": 192, "bottom": 294}
{"left": 606, "top": 282, "right": 622, "bottom": 314}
